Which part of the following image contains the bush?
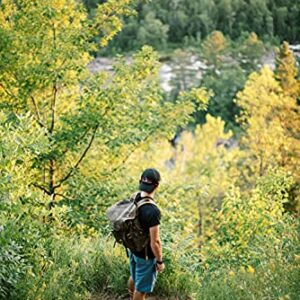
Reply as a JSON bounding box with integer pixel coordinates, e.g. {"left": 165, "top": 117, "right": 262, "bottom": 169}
{"left": 13, "top": 234, "right": 129, "bottom": 300}
{"left": 154, "top": 246, "right": 201, "bottom": 299}
{"left": 0, "top": 230, "right": 27, "bottom": 300}
{"left": 204, "top": 168, "right": 295, "bottom": 268}
{"left": 198, "top": 169, "right": 300, "bottom": 300}
{"left": 198, "top": 258, "right": 300, "bottom": 300}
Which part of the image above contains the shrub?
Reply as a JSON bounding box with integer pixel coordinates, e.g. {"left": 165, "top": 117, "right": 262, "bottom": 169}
{"left": 0, "top": 231, "right": 27, "bottom": 300}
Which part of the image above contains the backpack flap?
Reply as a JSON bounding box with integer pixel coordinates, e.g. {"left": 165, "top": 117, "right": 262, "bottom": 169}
{"left": 106, "top": 200, "right": 136, "bottom": 223}
{"left": 106, "top": 192, "right": 138, "bottom": 222}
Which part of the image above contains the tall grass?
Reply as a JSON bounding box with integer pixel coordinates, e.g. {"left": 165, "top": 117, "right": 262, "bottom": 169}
{"left": 11, "top": 234, "right": 198, "bottom": 300}
{"left": 6, "top": 214, "right": 299, "bottom": 300}
{"left": 13, "top": 235, "right": 129, "bottom": 300}
{"left": 198, "top": 260, "right": 300, "bottom": 300}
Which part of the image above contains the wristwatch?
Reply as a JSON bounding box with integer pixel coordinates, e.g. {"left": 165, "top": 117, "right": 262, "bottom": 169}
{"left": 156, "top": 260, "right": 164, "bottom": 264}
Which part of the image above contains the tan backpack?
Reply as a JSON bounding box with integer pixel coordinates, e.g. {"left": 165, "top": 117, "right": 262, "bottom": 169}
{"left": 106, "top": 192, "right": 156, "bottom": 253}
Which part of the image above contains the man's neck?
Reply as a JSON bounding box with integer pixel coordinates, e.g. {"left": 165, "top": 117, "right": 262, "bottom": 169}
{"left": 140, "top": 190, "right": 155, "bottom": 199}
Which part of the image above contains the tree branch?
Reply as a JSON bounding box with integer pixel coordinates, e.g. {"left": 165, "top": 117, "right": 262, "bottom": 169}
{"left": 89, "top": 126, "right": 159, "bottom": 200}
{"left": 0, "top": 82, "right": 19, "bottom": 102}
{"left": 54, "top": 193, "right": 76, "bottom": 201}
{"left": 54, "top": 124, "right": 99, "bottom": 189}
{"left": 109, "top": 129, "right": 154, "bottom": 175}
{"left": 50, "top": 83, "right": 57, "bottom": 133}
{"left": 52, "top": 104, "right": 110, "bottom": 191}
{"left": 60, "top": 126, "right": 90, "bottom": 157}
{"left": 30, "top": 96, "right": 48, "bottom": 129}
{"left": 49, "top": 159, "right": 55, "bottom": 194}
{"left": 50, "top": 24, "right": 57, "bottom": 134}
{"left": 33, "top": 183, "right": 51, "bottom": 195}
{"left": 1, "top": 81, "right": 45, "bottom": 131}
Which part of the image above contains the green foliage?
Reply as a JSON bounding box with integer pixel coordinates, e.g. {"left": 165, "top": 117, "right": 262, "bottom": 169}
{"left": 154, "top": 247, "right": 200, "bottom": 299}
{"left": 0, "top": 1, "right": 299, "bottom": 300}
{"left": 137, "top": 11, "right": 169, "bottom": 49}
{"left": 197, "top": 32, "right": 267, "bottom": 132}
{"left": 1, "top": 231, "right": 201, "bottom": 300}
{"left": 0, "top": 1, "right": 201, "bottom": 212}
{"left": 0, "top": 228, "right": 27, "bottom": 300}
{"left": 204, "top": 169, "right": 296, "bottom": 267}
{"left": 199, "top": 169, "right": 300, "bottom": 300}
{"left": 198, "top": 258, "right": 300, "bottom": 300}
{"left": 94, "top": 0, "right": 300, "bottom": 53}
{"left": 275, "top": 41, "right": 300, "bottom": 98}
{"left": 13, "top": 235, "right": 129, "bottom": 300}
{"left": 199, "top": 66, "right": 246, "bottom": 132}
{"left": 97, "top": 4, "right": 171, "bottom": 53}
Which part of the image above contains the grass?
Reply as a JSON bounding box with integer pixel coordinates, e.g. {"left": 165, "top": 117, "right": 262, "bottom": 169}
{"left": 8, "top": 232, "right": 299, "bottom": 300}
{"left": 198, "top": 260, "right": 300, "bottom": 300}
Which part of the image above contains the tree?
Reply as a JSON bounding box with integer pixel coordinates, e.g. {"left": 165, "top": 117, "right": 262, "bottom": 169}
{"left": 275, "top": 41, "right": 300, "bottom": 99}
{"left": 201, "top": 31, "right": 228, "bottom": 70}
{"left": 0, "top": 0, "right": 204, "bottom": 208}
{"left": 169, "top": 49, "right": 200, "bottom": 101}
{"left": 198, "top": 32, "right": 267, "bottom": 132}
{"left": 136, "top": 11, "right": 169, "bottom": 50}
{"left": 204, "top": 168, "right": 296, "bottom": 267}
{"left": 236, "top": 32, "right": 266, "bottom": 71}
{"left": 236, "top": 66, "right": 300, "bottom": 211}
{"left": 178, "top": 115, "right": 241, "bottom": 248}
{"left": 123, "top": 113, "right": 241, "bottom": 251}
{"left": 91, "top": 0, "right": 300, "bottom": 53}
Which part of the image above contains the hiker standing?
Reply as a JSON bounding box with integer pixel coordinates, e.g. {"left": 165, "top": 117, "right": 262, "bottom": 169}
{"left": 107, "top": 168, "right": 165, "bottom": 300}
{"left": 128, "top": 168, "right": 165, "bottom": 300}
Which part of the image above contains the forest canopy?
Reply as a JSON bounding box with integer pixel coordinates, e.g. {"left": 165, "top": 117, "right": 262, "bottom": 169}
{"left": 83, "top": 0, "right": 300, "bottom": 52}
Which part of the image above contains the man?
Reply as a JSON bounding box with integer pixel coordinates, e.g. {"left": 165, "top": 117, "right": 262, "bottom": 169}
{"left": 128, "top": 168, "right": 165, "bottom": 300}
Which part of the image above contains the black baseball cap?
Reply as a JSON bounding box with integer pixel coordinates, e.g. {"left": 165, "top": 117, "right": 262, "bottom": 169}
{"left": 139, "top": 168, "right": 161, "bottom": 193}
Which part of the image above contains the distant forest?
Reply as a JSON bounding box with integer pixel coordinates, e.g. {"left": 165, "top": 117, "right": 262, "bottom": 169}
{"left": 84, "top": 0, "right": 300, "bottom": 52}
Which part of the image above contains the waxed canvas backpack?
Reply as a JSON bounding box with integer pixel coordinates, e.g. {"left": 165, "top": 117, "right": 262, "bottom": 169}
{"left": 106, "top": 192, "right": 156, "bottom": 252}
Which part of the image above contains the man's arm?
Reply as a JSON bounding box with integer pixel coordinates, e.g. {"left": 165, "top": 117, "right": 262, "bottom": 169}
{"left": 149, "top": 225, "right": 165, "bottom": 272}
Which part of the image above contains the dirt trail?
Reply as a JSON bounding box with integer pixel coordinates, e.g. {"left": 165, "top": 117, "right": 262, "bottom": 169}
{"left": 91, "top": 294, "right": 174, "bottom": 300}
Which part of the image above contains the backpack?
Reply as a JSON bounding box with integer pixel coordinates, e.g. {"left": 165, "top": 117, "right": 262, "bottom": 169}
{"left": 106, "top": 192, "right": 157, "bottom": 253}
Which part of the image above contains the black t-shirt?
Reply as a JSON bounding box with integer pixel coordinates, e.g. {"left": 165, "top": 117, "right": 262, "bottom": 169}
{"left": 132, "top": 192, "right": 161, "bottom": 259}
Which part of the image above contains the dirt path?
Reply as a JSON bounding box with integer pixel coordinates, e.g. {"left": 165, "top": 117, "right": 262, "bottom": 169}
{"left": 91, "top": 294, "right": 175, "bottom": 300}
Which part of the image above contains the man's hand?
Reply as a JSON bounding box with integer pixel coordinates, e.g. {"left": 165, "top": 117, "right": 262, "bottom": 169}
{"left": 156, "top": 262, "right": 165, "bottom": 272}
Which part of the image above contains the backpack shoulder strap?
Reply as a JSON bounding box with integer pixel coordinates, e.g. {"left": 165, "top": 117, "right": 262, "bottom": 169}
{"left": 130, "top": 192, "right": 139, "bottom": 202}
{"left": 136, "top": 198, "right": 157, "bottom": 209}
